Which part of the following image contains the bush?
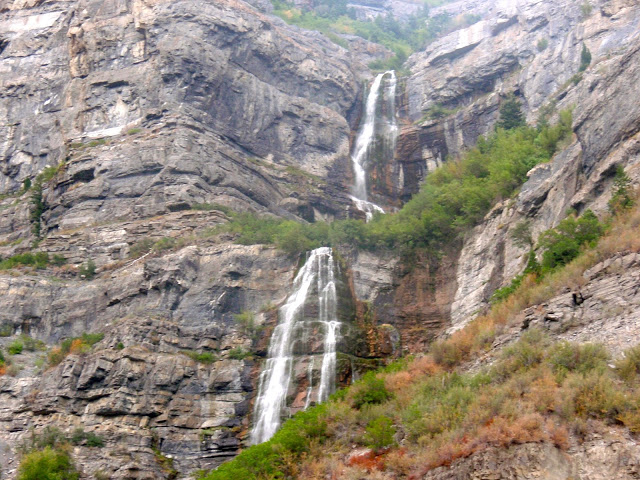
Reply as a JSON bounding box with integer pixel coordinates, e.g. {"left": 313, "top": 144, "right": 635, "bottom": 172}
{"left": 182, "top": 350, "right": 217, "bottom": 364}
{"left": 547, "top": 342, "right": 609, "bottom": 376}
{"left": 352, "top": 374, "right": 392, "bottom": 409}
{"left": 21, "top": 335, "right": 46, "bottom": 352}
{"left": 78, "top": 259, "right": 96, "bottom": 279}
{"left": 579, "top": 43, "right": 592, "bottom": 72}
{"left": 364, "top": 416, "right": 395, "bottom": 450}
{"left": 536, "top": 38, "right": 549, "bottom": 52}
{"left": 47, "top": 332, "right": 104, "bottom": 366}
{"left": 227, "top": 347, "right": 250, "bottom": 360}
{"left": 0, "top": 252, "right": 50, "bottom": 270}
{"left": 616, "top": 345, "right": 640, "bottom": 383}
{"left": 608, "top": 166, "right": 634, "bottom": 213}
{"left": 8, "top": 340, "right": 24, "bottom": 355}
{"left": 17, "top": 446, "right": 79, "bottom": 480}
{"left": 538, "top": 210, "right": 604, "bottom": 273}
{"left": 496, "top": 94, "right": 526, "bottom": 131}
{"left": 129, "top": 238, "right": 154, "bottom": 259}
{"left": 71, "top": 428, "right": 104, "bottom": 447}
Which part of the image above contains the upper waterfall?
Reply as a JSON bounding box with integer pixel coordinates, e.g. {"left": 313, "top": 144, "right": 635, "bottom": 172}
{"left": 251, "top": 247, "right": 340, "bottom": 445}
{"left": 350, "top": 70, "right": 398, "bottom": 221}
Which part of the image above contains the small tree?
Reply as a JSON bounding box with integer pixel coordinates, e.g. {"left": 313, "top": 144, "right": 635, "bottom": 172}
{"left": 608, "top": 166, "right": 634, "bottom": 213}
{"left": 579, "top": 44, "right": 592, "bottom": 72}
{"left": 496, "top": 94, "right": 526, "bottom": 130}
{"left": 363, "top": 416, "right": 396, "bottom": 451}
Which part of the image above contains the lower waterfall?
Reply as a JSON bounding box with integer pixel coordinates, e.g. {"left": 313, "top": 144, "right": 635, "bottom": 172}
{"left": 251, "top": 247, "right": 340, "bottom": 444}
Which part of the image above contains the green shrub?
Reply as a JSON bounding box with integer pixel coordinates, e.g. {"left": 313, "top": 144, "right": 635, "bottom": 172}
{"left": 21, "top": 335, "right": 46, "bottom": 352}
{"left": 363, "top": 415, "right": 396, "bottom": 450}
{"left": 352, "top": 374, "right": 392, "bottom": 409}
{"left": 153, "top": 237, "right": 176, "bottom": 252}
{"left": 548, "top": 342, "right": 609, "bottom": 377}
{"left": 23, "top": 177, "right": 32, "bottom": 191}
{"left": 565, "top": 371, "right": 628, "bottom": 421}
{"left": 126, "top": 128, "right": 141, "bottom": 135}
{"left": 71, "top": 428, "right": 104, "bottom": 447}
{"left": 129, "top": 238, "right": 154, "bottom": 258}
{"left": 581, "top": 1, "right": 593, "bottom": 18}
{"left": 579, "top": 43, "right": 592, "bottom": 72}
{"left": 496, "top": 94, "right": 526, "bottom": 130}
{"left": 233, "top": 311, "right": 261, "bottom": 339}
{"left": 538, "top": 210, "right": 604, "bottom": 273}
{"left": 51, "top": 254, "right": 66, "bottom": 266}
{"left": 227, "top": 347, "right": 251, "bottom": 360}
{"left": 536, "top": 38, "right": 549, "bottom": 52}
{"left": 0, "top": 324, "right": 12, "bottom": 337}
{"left": 8, "top": 340, "right": 24, "bottom": 355}
{"left": 17, "top": 446, "right": 79, "bottom": 480}
{"left": 116, "top": 342, "right": 125, "bottom": 350}
{"left": 616, "top": 345, "right": 640, "bottom": 383}
{"left": 0, "top": 252, "right": 50, "bottom": 270}
{"left": 78, "top": 259, "right": 96, "bottom": 279}
{"left": 608, "top": 166, "right": 634, "bottom": 213}
{"left": 182, "top": 350, "right": 217, "bottom": 364}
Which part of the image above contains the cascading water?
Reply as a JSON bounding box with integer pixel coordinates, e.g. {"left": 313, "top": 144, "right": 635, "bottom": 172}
{"left": 350, "top": 70, "right": 398, "bottom": 221}
{"left": 251, "top": 247, "right": 340, "bottom": 445}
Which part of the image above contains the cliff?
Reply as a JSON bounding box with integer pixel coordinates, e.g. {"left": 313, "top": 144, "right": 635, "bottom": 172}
{"left": 1, "top": 0, "right": 640, "bottom": 478}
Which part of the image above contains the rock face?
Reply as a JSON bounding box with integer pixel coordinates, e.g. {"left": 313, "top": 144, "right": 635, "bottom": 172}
{"left": 1, "top": 0, "right": 640, "bottom": 477}
{"left": 0, "top": 0, "right": 363, "bottom": 235}
{"left": 399, "top": 0, "right": 640, "bottom": 329}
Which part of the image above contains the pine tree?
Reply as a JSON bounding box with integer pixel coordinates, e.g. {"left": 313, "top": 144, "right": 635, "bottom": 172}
{"left": 496, "top": 94, "right": 526, "bottom": 130}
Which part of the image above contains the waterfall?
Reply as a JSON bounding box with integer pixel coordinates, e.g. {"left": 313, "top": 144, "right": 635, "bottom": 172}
{"left": 251, "top": 247, "right": 340, "bottom": 445}
{"left": 350, "top": 70, "right": 398, "bottom": 221}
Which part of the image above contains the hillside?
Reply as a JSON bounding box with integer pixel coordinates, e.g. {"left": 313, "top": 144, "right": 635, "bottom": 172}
{"left": 0, "top": 0, "right": 639, "bottom": 478}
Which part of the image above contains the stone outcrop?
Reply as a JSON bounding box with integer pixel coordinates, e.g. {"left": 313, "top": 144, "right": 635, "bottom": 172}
{"left": 0, "top": 0, "right": 367, "bottom": 238}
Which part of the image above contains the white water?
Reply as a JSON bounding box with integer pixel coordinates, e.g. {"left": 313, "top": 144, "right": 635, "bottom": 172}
{"left": 350, "top": 70, "right": 398, "bottom": 221}
{"left": 251, "top": 247, "right": 340, "bottom": 444}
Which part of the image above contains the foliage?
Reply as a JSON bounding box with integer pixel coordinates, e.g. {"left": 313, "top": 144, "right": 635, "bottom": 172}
{"left": 608, "top": 166, "right": 634, "bottom": 213}
{"left": 496, "top": 94, "right": 526, "bottom": 130}
{"left": 47, "top": 332, "right": 104, "bottom": 366}
{"left": 579, "top": 43, "right": 592, "bottom": 72}
{"left": 233, "top": 310, "right": 262, "bottom": 340}
{"left": 490, "top": 251, "right": 540, "bottom": 304}
{"left": 363, "top": 415, "right": 395, "bottom": 450}
{"left": 352, "top": 373, "right": 392, "bottom": 409}
{"left": 538, "top": 210, "right": 604, "bottom": 273}
{"left": 182, "top": 350, "right": 217, "bottom": 364}
{"left": 21, "top": 335, "right": 46, "bottom": 352}
{"left": 511, "top": 220, "right": 533, "bottom": 248}
{"left": 70, "top": 428, "right": 105, "bottom": 447}
{"left": 616, "top": 345, "right": 640, "bottom": 384}
{"left": 227, "top": 347, "right": 251, "bottom": 360}
{"left": 220, "top": 112, "right": 574, "bottom": 257}
{"left": 536, "top": 38, "right": 549, "bottom": 51}
{"left": 199, "top": 405, "right": 327, "bottom": 480}
{"left": 272, "top": 0, "right": 476, "bottom": 69}
{"left": 581, "top": 1, "right": 593, "bottom": 18}
{"left": 78, "top": 259, "right": 97, "bottom": 279}
{"left": 8, "top": 339, "right": 24, "bottom": 355}
{"left": 0, "top": 252, "right": 50, "bottom": 270}
{"left": 23, "top": 177, "right": 32, "bottom": 191}
{"left": 17, "top": 446, "right": 79, "bottom": 480}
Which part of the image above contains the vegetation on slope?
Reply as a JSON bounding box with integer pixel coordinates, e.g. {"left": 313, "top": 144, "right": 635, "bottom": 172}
{"left": 218, "top": 106, "right": 573, "bottom": 257}
{"left": 199, "top": 186, "right": 640, "bottom": 480}
{"left": 271, "top": 0, "right": 479, "bottom": 69}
